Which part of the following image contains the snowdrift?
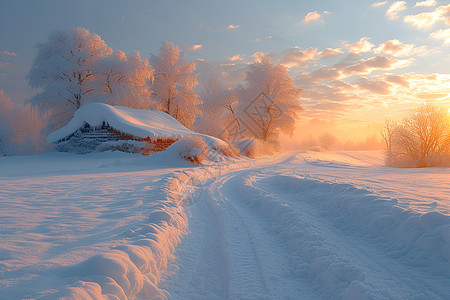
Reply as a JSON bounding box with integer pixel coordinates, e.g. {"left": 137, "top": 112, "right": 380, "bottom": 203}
{"left": 237, "top": 174, "right": 450, "bottom": 299}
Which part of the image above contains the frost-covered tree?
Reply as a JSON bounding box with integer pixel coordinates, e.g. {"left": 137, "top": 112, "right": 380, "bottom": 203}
{"left": 0, "top": 90, "right": 14, "bottom": 155}
{"left": 381, "top": 119, "right": 396, "bottom": 151}
{"left": 195, "top": 79, "right": 239, "bottom": 140}
{"left": 150, "top": 41, "right": 202, "bottom": 128}
{"left": 238, "top": 56, "right": 303, "bottom": 141}
{"left": 27, "top": 27, "right": 112, "bottom": 129}
{"left": 0, "top": 90, "right": 48, "bottom": 155}
{"left": 97, "top": 51, "right": 154, "bottom": 109}
{"left": 387, "top": 103, "right": 450, "bottom": 167}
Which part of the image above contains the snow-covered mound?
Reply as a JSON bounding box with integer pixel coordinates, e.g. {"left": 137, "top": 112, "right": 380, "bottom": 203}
{"left": 47, "top": 103, "right": 225, "bottom": 148}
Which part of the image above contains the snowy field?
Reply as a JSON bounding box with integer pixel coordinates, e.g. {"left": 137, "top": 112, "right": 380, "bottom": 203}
{"left": 0, "top": 150, "right": 449, "bottom": 299}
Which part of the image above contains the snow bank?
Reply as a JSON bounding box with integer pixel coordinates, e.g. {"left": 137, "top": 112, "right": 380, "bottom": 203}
{"left": 39, "top": 172, "right": 190, "bottom": 299}
{"left": 27, "top": 152, "right": 253, "bottom": 299}
{"left": 237, "top": 174, "right": 450, "bottom": 299}
{"left": 164, "top": 136, "right": 209, "bottom": 164}
{"left": 30, "top": 165, "right": 218, "bottom": 299}
{"left": 47, "top": 103, "right": 225, "bottom": 149}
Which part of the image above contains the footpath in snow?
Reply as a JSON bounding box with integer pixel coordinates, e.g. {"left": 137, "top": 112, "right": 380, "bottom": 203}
{"left": 0, "top": 150, "right": 449, "bottom": 299}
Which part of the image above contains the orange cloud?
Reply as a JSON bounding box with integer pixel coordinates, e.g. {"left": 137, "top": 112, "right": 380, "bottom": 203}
{"left": 0, "top": 50, "right": 16, "bottom": 56}
{"left": 318, "top": 48, "right": 343, "bottom": 58}
{"left": 374, "top": 39, "right": 429, "bottom": 57}
{"left": 344, "top": 37, "right": 374, "bottom": 54}
{"left": 414, "top": 0, "right": 436, "bottom": 7}
{"left": 438, "top": 4, "right": 450, "bottom": 25}
{"left": 404, "top": 11, "right": 440, "bottom": 29}
{"left": 342, "top": 56, "right": 412, "bottom": 77}
{"left": 355, "top": 77, "right": 392, "bottom": 94}
{"left": 430, "top": 28, "right": 450, "bottom": 44}
{"left": 302, "top": 68, "right": 341, "bottom": 82}
{"left": 384, "top": 74, "right": 410, "bottom": 88}
{"left": 252, "top": 51, "right": 277, "bottom": 63}
{"left": 303, "top": 11, "right": 322, "bottom": 23}
{"left": 386, "top": 1, "right": 407, "bottom": 19}
{"left": 278, "top": 48, "right": 318, "bottom": 68}
{"left": 297, "top": 72, "right": 450, "bottom": 122}
{"left": 404, "top": 4, "right": 450, "bottom": 29}
{"left": 227, "top": 24, "right": 239, "bottom": 29}
{"left": 227, "top": 54, "right": 243, "bottom": 62}
{"left": 189, "top": 44, "right": 203, "bottom": 51}
{"left": 371, "top": 1, "right": 387, "bottom": 8}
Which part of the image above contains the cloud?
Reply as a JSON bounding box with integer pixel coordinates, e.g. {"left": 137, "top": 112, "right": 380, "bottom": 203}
{"left": 344, "top": 37, "right": 375, "bottom": 54}
{"left": 278, "top": 48, "right": 318, "bottom": 68}
{"left": 300, "top": 54, "right": 412, "bottom": 83}
{"left": 189, "top": 44, "right": 203, "bottom": 51}
{"left": 341, "top": 56, "right": 412, "bottom": 77}
{"left": 318, "top": 48, "right": 343, "bottom": 58}
{"left": 414, "top": 0, "right": 436, "bottom": 7}
{"left": 251, "top": 51, "right": 277, "bottom": 63}
{"left": 291, "top": 41, "right": 450, "bottom": 122}
{"left": 303, "top": 68, "right": 341, "bottom": 82}
{"left": 403, "top": 4, "right": 450, "bottom": 29}
{"left": 303, "top": 11, "right": 323, "bottom": 23}
{"left": 1, "top": 50, "right": 16, "bottom": 56}
{"left": 430, "top": 28, "right": 450, "bottom": 44}
{"left": 437, "top": 4, "right": 450, "bottom": 25}
{"left": 386, "top": 1, "right": 407, "bottom": 19}
{"left": 374, "top": 39, "right": 429, "bottom": 57}
{"left": 295, "top": 71, "right": 450, "bottom": 122}
{"left": 227, "top": 54, "right": 244, "bottom": 62}
{"left": 416, "top": 92, "right": 447, "bottom": 100}
{"left": 370, "top": 1, "right": 388, "bottom": 8}
{"left": 227, "top": 24, "right": 239, "bottom": 29}
{"left": 354, "top": 77, "right": 392, "bottom": 94}
{"left": 404, "top": 11, "right": 440, "bottom": 29}
{"left": 384, "top": 74, "right": 410, "bottom": 88}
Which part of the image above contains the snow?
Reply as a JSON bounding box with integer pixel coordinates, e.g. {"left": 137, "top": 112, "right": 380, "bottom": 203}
{"left": 0, "top": 150, "right": 449, "bottom": 299}
{"left": 46, "top": 103, "right": 224, "bottom": 148}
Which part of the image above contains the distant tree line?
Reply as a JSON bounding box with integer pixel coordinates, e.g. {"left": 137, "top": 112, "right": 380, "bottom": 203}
{"left": 300, "top": 132, "right": 384, "bottom": 151}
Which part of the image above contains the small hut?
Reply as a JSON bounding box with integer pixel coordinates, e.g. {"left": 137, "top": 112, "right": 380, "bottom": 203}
{"left": 47, "top": 103, "right": 218, "bottom": 154}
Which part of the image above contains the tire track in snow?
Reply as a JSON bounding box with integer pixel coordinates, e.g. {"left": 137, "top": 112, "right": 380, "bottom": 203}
{"left": 241, "top": 170, "right": 450, "bottom": 299}
{"left": 212, "top": 174, "right": 269, "bottom": 298}
{"left": 163, "top": 176, "right": 231, "bottom": 300}
{"left": 165, "top": 168, "right": 317, "bottom": 299}
{"left": 166, "top": 153, "right": 450, "bottom": 299}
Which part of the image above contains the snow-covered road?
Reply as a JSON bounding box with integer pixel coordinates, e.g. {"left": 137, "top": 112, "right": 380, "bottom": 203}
{"left": 166, "top": 152, "right": 450, "bottom": 299}
{"left": 1, "top": 151, "right": 449, "bottom": 299}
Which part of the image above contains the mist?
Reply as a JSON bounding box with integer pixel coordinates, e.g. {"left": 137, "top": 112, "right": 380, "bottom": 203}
{"left": 280, "top": 118, "right": 385, "bottom": 151}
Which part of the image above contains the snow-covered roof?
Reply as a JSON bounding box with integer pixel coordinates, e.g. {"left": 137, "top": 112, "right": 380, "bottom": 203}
{"left": 47, "top": 103, "right": 224, "bottom": 147}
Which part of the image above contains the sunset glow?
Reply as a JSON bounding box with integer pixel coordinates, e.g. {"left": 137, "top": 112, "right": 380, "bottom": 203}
{"left": 1, "top": 2, "right": 450, "bottom": 299}
{"left": 1, "top": 0, "right": 449, "bottom": 127}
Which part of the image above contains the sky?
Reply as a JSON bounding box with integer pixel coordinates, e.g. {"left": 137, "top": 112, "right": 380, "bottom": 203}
{"left": 0, "top": 0, "right": 449, "bottom": 136}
